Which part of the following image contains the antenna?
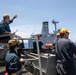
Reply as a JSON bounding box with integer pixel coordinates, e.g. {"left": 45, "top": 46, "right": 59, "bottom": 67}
{"left": 13, "top": 29, "right": 18, "bottom": 38}
{"left": 14, "top": 29, "right": 18, "bottom": 34}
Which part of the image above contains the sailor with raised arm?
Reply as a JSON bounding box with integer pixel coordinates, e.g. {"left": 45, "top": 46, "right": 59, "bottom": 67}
{"left": 0, "top": 14, "right": 17, "bottom": 34}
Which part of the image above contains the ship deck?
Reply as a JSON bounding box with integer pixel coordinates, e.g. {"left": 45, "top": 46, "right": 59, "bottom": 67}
{"left": 0, "top": 48, "right": 50, "bottom": 75}
{"left": 0, "top": 66, "right": 33, "bottom": 75}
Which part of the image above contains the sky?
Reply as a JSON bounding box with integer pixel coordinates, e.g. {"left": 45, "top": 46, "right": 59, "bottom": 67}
{"left": 0, "top": 0, "right": 76, "bottom": 42}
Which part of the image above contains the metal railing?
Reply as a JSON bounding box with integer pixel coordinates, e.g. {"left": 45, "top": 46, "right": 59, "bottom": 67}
{"left": 0, "top": 35, "right": 43, "bottom": 75}
{"left": 17, "top": 37, "right": 43, "bottom": 75}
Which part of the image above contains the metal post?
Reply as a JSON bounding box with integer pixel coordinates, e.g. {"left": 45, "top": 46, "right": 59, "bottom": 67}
{"left": 15, "top": 37, "right": 42, "bottom": 75}
{"left": 36, "top": 36, "right": 42, "bottom": 75}
{"left": 55, "top": 23, "right": 57, "bottom": 34}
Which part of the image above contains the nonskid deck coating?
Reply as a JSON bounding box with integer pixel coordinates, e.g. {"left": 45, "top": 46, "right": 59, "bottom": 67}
{"left": 0, "top": 66, "right": 33, "bottom": 75}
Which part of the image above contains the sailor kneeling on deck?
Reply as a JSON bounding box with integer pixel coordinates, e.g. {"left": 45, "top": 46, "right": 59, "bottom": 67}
{"left": 5, "top": 39, "right": 25, "bottom": 75}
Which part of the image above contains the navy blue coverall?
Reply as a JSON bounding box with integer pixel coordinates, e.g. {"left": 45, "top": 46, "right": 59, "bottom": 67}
{"left": 56, "top": 38, "right": 76, "bottom": 75}
{"left": 5, "top": 49, "right": 22, "bottom": 75}
{"left": 0, "top": 20, "right": 13, "bottom": 33}
{"left": 33, "top": 40, "right": 43, "bottom": 53}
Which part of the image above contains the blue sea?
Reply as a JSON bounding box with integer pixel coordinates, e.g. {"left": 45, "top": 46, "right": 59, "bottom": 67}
{"left": 24, "top": 42, "right": 28, "bottom": 48}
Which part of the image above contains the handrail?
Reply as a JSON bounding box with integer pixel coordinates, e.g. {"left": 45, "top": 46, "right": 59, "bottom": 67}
{"left": 0, "top": 37, "right": 43, "bottom": 75}
{"left": 0, "top": 33, "right": 14, "bottom": 37}
{"left": 17, "top": 38, "right": 37, "bottom": 40}
{"left": 18, "top": 37, "right": 42, "bottom": 75}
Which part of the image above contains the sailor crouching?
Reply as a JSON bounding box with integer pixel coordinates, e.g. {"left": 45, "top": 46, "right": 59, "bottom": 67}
{"left": 5, "top": 39, "right": 25, "bottom": 75}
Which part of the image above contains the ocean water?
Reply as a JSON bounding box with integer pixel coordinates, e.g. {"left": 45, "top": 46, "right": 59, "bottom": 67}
{"left": 24, "top": 42, "right": 28, "bottom": 48}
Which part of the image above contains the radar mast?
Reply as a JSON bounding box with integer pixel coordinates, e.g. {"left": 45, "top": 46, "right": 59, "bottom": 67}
{"left": 52, "top": 19, "right": 59, "bottom": 34}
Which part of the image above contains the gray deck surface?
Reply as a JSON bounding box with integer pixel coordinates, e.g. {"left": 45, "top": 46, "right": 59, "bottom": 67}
{"left": 0, "top": 66, "right": 33, "bottom": 75}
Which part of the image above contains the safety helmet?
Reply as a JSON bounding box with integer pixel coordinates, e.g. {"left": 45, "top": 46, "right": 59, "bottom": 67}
{"left": 60, "top": 28, "right": 70, "bottom": 34}
{"left": 8, "top": 39, "right": 22, "bottom": 47}
{"left": 36, "top": 34, "right": 39, "bottom": 36}
{"left": 56, "top": 33, "right": 60, "bottom": 37}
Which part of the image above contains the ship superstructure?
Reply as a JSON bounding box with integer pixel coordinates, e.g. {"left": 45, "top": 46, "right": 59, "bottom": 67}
{"left": 28, "top": 21, "right": 58, "bottom": 48}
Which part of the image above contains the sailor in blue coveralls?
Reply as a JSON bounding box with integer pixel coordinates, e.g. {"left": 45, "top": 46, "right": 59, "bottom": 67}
{"left": 56, "top": 28, "right": 76, "bottom": 75}
{"left": 0, "top": 14, "right": 17, "bottom": 34}
{"left": 5, "top": 39, "right": 25, "bottom": 75}
{"left": 0, "top": 14, "right": 25, "bottom": 57}
{"left": 33, "top": 34, "right": 43, "bottom": 53}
